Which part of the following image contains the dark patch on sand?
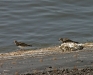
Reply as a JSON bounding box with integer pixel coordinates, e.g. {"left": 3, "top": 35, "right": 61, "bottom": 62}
{"left": 22, "top": 67, "right": 93, "bottom": 75}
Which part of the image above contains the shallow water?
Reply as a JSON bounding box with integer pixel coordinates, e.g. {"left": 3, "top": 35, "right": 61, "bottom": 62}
{"left": 0, "top": 0, "right": 93, "bottom": 52}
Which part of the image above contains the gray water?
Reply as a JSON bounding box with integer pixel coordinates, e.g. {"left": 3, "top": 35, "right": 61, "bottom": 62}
{"left": 0, "top": 0, "right": 93, "bottom": 53}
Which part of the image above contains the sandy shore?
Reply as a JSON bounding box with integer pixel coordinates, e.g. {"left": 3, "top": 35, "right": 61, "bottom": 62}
{"left": 0, "top": 43, "right": 93, "bottom": 75}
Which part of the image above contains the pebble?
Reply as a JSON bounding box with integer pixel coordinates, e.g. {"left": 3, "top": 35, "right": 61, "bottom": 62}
{"left": 21, "top": 67, "right": 93, "bottom": 75}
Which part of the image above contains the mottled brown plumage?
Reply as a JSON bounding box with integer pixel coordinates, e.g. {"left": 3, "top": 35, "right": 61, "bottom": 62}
{"left": 59, "top": 38, "right": 78, "bottom": 43}
{"left": 14, "top": 40, "right": 32, "bottom": 49}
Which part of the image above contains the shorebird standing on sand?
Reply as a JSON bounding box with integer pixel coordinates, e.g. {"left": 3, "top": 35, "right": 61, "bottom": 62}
{"left": 59, "top": 38, "right": 84, "bottom": 51}
{"left": 14, "top": 40, "right": 32, "bottom": 50}
{"left": 59, "top": 38, "right": 79, "bottom": 43}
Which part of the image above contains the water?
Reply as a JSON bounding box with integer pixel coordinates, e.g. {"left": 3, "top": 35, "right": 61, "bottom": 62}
{"left": 0, "top": 0, "right": 93, "bottom": 53}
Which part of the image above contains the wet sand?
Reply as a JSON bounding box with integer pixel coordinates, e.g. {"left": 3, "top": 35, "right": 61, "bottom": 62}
{"left": 0, "top": 43, "right": 93, "bottom": 75}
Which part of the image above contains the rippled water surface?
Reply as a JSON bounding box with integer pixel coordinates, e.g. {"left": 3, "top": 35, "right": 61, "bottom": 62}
{"left": 0, "top": 0, "right": 93, "bottom": 52}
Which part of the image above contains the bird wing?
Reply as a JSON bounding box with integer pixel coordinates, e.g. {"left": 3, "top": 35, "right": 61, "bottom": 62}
{"left": 18, "top": 42, "right": 32, "bottom": 46}
{"left": 63, "top": 39, "right": 78, "bottom": 43}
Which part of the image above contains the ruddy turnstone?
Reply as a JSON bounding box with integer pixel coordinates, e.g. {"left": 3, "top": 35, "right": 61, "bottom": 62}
{"left": 14, "top": 40, "right": 32, "bottom": 50}
{"left": 59, "top": 38, "right": 79, "bottom": 43}
{"left": 59, "top": 42, "right": 84, "bottom": 51}
{"left": 59, "top": 38, "right": 84, "bottom": 51}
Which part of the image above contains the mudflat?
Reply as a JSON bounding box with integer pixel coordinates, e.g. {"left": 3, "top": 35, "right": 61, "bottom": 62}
{"left": 0, "top": 44, "right": 93, "bottom": 75}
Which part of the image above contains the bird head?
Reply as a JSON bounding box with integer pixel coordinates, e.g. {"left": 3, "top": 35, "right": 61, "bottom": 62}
{"left": 14, "top": 40, "right": 18, "bottom": 44}
{"left": 59, "top": 38, "right": 64, "bottom": 41}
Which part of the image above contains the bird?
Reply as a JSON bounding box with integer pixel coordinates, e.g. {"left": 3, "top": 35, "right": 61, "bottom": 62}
{"left": 59, "top": 38, "right": 79, "bottom": 43}
{"left": 14, "top": 40, "right": 32, "bottom": 50}
{"left": 59, "top": 42, "right": 84, "bottom": 51}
